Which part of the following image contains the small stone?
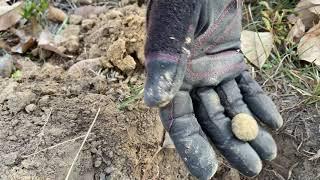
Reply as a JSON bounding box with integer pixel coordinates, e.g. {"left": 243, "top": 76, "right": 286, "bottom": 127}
{"left": 0, "top": 53, "right": 14, "bottom": 78}
{"left": 89, "top": 44, "right": 101, "bottom": 58}
{"left": 7, "top": 135, "right": 18, "bottom": 141}
{"left": 2, "top": 152, "right": 18, "bottom": 165}
{"left": 88, "top": 14, "right": 97, "bottom": 19}
{"left": 69, "top": 14, "right": 83, "bottom": 25}
{"left": 106, "top": 160, "right": 111, "bottom": 166}
{"left": 25, "top": 104, "right": 37, "bottom": 114}
{"left": 104, "top": 167, "right": 114, "bottom": 175}
{"left": 129, "top": 75, "right": 138, "bottom": 84}
{"left": 90, "top": 147, "right": 98, "bottom": 154}
{"left": 108, "top": 151, "right": 113, "bottom": 158}
{"left": 7, "top": 90, "right": 37, "bottom": 113}
{"left": 0, "top": 81, "right": 18, "bottom": 103}
{"left": 82, "top": 19, "right": 96, "bottom": 30}
{"left": 94, "top": 157, "right": 102, "bottom": 167}
{"left": 119, "top": 55, "right": 136, "bottom": 72}
{"left": 31, "top": 48, "right": 39, "bottom": 56}
{"left": 222, "top": 168, "right": 241, "bottom": 180}
{"left": 63, "top": 36, "right": 80, "bottom": 53}
{"left": 38, "top": 95, "right": 50, "bottom": 107}
{"left": 99, "top": 173, "right": 106, "bottom": 180}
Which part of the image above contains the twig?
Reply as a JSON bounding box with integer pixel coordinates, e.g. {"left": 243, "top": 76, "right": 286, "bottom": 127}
{"left": 142, "top": 146, "right": 163, "bottom": 180}
{"left": 265, "top": 168, "right": 285, "bottom": 180}
{"left": 21, "top": 134, "right": 88, "bottom": 158}
{"left": 65, "top": 108, "right": 101, "bottom": 180}
{"left": 32, "top": 109, "right": 52, "bottom": 156}
{"left": 287, "top": 162, "right": 299, "bottom": 180}
{"left": 309, "top": 149, "right": 320, "bottom": 161}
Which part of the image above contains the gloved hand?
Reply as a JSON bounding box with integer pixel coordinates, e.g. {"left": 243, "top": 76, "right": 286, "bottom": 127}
{"left": 143, "top": 0, "right": 283, "bottom": 179}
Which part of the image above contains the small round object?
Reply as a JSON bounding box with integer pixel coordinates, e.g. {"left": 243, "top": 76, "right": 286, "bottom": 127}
{"left": 231, "top": 113, "right": 259, "bottom": 141}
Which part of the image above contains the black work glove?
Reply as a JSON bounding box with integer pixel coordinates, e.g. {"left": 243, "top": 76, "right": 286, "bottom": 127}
{"left": 143, "top": 0, "right": 283, "bottom": 179}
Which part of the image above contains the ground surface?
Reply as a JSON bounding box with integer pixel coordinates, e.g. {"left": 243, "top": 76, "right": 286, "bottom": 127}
{"left": 1, "top": 2, "right": 320, "bottom": 180}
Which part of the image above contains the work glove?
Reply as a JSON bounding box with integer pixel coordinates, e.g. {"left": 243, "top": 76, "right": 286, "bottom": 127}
{"left": 143, "top": 0, "right": 283, "bottom": 179}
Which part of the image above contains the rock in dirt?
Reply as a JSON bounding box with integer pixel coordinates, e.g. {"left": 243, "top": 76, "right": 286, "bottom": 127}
{"left": 48, "top": 6, "right": 67, "bottom": 22}
{"left": 222, "top": 169, "right": 240, "bottom": 180}
{"left": 67, "top": 57, "right": 103, "bottom": 78}
{"left": 69, "top": 14, "right": 83, "bottom": 25}
{"left": 25, "top": 103, "right": 37, "bottom": 114}
{"left": 0, "top": 53, "right": 14, "bottom": 78}
{"left": 82, "top": 19, "right": 96, "bottom": 31}
{"left": 60, "top": 25, "right": 81, "bottom": 53}
{"left": 94, "top": 157, "right": 102, "bottom": 167}
{"left": 104, "top": 167, "right": 114, "bottom": 175}
{"left": 74, "top": 5, "right": 107, "bottom": 18}
{"left": 2, "top": 151, "right": 18, "bottom": 166}
{"left": 7, "top": 90, "right": 36, "bottom": 113}
{"left": 0, "top": 81, "right": 18, "bottom": 103}
{"left": 89, "top": 44, "right": 101, "bottom": 58}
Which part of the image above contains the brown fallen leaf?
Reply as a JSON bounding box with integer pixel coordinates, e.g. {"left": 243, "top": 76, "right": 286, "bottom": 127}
{"left": 309, "top": 6, "right": 320, "bottom": 14}
{"left": 10, "top": 28, "right": 36, "bottom": 54}
{"left": 241, "top": 30, "right": 273, "bottom": 69}
{"left": 295, "top": 0, "right": 320, "bottom": 29}
{"left": 38, "top": 30, "right": 73, "bottom": 58}
{"left": 73, "top": 5, "right": 107, "bottom": 18}
{"left": 48, "top": 5, "right": 67, "bottom": 22}
{"left": 287, "top": 18, "right": 306, "bottom": 42}
{"left": 298, "top": 23, "right": 320, "bottom": 66}
{"left": 0, "top": 1, "right": 23, "bottom": 31}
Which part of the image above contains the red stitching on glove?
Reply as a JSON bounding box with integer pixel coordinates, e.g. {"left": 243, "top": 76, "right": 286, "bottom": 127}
{"left": 192, "top": 0, "right": 237, "bottom": 52}
{"left": 145, "top": 52, "right": 180, "bottom": 64}
{"left": 168, "top": 101, "right": 175, "bottom": 130}
{"left": 205, "top": 8, "right": 241, "bottom": 52}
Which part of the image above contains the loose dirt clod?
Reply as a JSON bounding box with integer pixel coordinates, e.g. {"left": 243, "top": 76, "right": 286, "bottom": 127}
{"left": 48, "top": 6, "right": 67, "bottom": 22}
{"left": 231, "top": 113, "right": 259, "bottom": 141}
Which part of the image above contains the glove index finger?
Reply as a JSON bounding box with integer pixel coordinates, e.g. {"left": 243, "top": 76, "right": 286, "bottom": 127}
{"left": 144, "top": 53, "right": 187, "bottom": 107}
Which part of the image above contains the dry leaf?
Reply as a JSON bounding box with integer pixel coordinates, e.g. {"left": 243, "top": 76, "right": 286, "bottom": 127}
{"left": 295, "top": 0, "right": 320, "bottom": 29}
{"left": 38, "top": 30, "right": 73, "bottom": 58}
{"left": 10, "top": 28, "right": 36, "bottom": 53}
{"left": 48, "top": 6, "right": 67, "bottom": 22}
{"left": 287, "top": 18, "right": 306, "bottom": 42}
{"left": 74, "top": 6, "right": 107, "bottom": 18}
{"left": 0, "top": 1, "right": 23, "bottom": 31}
{"left": 309, "top": 6, "right": 320, "bottom": 14}
{"left": 308, "top": 0, "right": 320, "bottom": 5}
{"left": 241, "top": 30, "right": 273, "bottom": 69}
{"left": 298, "top": 23, "right": 320, "bottom": 66}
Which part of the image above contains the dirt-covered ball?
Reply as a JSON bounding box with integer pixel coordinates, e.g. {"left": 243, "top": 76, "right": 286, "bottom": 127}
{"left": 231, "top": 113, "right": 259, "bottom": 141}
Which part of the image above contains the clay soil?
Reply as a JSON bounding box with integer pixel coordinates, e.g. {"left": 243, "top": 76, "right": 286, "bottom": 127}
{"left": 1, "top": 4, "right": 320, "bottom": 180}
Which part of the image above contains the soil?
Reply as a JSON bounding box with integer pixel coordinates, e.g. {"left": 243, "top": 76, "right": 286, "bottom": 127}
{"left": 1, "top": 3, "right": 319, "bottom": 180}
